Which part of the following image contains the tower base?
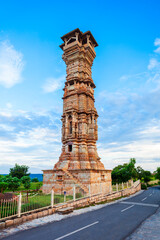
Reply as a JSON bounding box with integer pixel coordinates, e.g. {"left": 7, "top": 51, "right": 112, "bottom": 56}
{"left": 42, "top": 169, "right": 112, "bottom": 195}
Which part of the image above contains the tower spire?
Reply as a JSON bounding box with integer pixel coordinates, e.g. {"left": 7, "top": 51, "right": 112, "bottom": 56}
{"left": 42, "top": 29, "right": 111, "bottom": 195}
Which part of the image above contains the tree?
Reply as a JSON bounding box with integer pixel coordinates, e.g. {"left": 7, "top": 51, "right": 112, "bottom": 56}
{"left": 136, "top": 166, "right": 145, "bottom": 180}
{"left": 31, "top": 177, "right": 39, "bottom": 182}
{"left": 5, "top": 176, "right": 20, "bottom": 192}
{"left": 112, "top": 158, "right": 136, "bottom": 184}
{"left": 143, "top": 171, "right": 152, "bottom": 184}
{"left": 0, "top": 182, "right": 8, "bottom": 193}
{"left": 9, "top": 164, "right": 30, "bottom": 179}
{"left": 155, "top": 167, "right": 160, "bottom": 181}
{"left": 21, "top": 176, "right": 31, "bottom": 189}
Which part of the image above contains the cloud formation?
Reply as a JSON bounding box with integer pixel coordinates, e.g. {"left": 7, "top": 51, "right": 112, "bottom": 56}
{"left": 0, "top": 109, "right": 61, "bottom": 173}
{"left": 154, "top": 38, "right": 160, "bottom": 54}
{"left": 0, "top": 40, "right": 24, "bottom": 88}
{"left": 43, "top": 75, "right": 65, "bottom": 93}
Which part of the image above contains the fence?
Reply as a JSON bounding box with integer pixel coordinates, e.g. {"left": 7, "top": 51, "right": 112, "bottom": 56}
{"left": 0, "top": 180, "right": 134, "bottom": 222}
{"left": 112, "top": 180, "right": 133, "bottom": 192}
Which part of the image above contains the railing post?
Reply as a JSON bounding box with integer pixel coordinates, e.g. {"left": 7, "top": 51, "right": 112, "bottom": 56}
{"left": 127, "top": 181, "right": 129, "bottom": 188}
{"left": 122, "top": 182, "right": 124, "bottom": 190}
{"left": 73, "top": 185, "right": 76, "bottom": 201}
{"left": 17, "top": 192, "right": 22, "bottom": 218}
{"left": 116, "top": 183, "right": 118, "bottom": 192}
{"left": 51, "top": 189, "right": 54, "bottom": 208}
{"left": 109, "top": 184, "right": 112, "bottom": 194}
{"left": 64, "top": 192, "right": 66, "bottom": 202}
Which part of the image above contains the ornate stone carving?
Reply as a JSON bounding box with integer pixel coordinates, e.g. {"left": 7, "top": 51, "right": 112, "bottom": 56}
{"left": 42, "top": 29, "right": 112, "bottom": 195}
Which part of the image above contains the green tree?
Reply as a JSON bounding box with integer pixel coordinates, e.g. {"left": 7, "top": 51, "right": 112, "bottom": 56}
{"left": 112, "top": 158, "right": 136, "bottom": 184}
{"left": 143, "top": 171, "right": 152, "bottom": 184}
{"left": 31, "top": 177, "right": 39, "bottom": 182}
{"left": 5, "top": 176, "right": 20, "bottom": 192}
{"left": 9, "top": 164, "right": 30, "bottom": 179}
{"left": 155, "top": 167, "right": 160, "bottom": 181}
{"left": 21, "top": 176, "right": 31, "bottom": 189}
{"left": 136, "top": 166, "right": 145, "bottom": 180}
{"left": 0, "top": 182, "right": 8, "bottom": 193}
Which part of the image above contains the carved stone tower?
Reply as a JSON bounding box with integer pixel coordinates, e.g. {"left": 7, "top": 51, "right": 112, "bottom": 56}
{"left": 42, "top": 29, "right": 111, "bottom": 195}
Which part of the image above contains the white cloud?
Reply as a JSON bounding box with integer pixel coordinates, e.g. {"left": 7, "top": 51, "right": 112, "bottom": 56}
{"left": 148, "top": 58, "right": 159, "bottom": 70}
{"left": 43, "top": 75, "right": 65, "bottom": 93}
{"left": 154, "top": 38, "right": 160, "bottom": 54}
{"left": 0, "top": 40, "right": 24, "bottom": 88}
{"left": 154, "top": 38, "right": 160, "bottom": 46}
{"left": 99, "top": 123, "right": 160, "bottom": 172}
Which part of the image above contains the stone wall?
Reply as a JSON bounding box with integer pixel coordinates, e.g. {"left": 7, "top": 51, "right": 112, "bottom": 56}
{"left": 0, "top": 180, "right": 141, "bottom": 230}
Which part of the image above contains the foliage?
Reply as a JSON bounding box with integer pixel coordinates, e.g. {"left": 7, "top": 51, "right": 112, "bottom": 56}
{"left": 21, "top": 176, "right": 31, "bottom": 189}
{"left": 112, "top": 158, "right": 136, "bottom": 184}
{"left": 136, "top": 166, "right": 145, "bottom": 180}
{"left": 0, "top": 182, "right": 8, "bottom": 193}
{"left": 9, "top": 164, "right": 30, "bottom": 179}
{"left": 4, "top": 176, "right": 20, "bottom": 192}
{"left": 141, "top": 183, "right": 147, "bottom": 190}
{"left": 155, "top": 167, "right": 160, "bottom": 181}
{"left": 31, "top": 177, "right": 39, "bottom": 182}
{"left": 143, "top": 171, "right": 152, "bottom": 183}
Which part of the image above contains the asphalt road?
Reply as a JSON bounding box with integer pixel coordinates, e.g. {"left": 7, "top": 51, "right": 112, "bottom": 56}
{"left": 3, "top": 186, "right": 160, "bottom": 240}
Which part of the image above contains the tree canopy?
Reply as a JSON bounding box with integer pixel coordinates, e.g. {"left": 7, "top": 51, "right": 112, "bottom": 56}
{"left": 9, "top": 164, "right": 30, "bottom": 179}
{"left": 112, "top": 158, "right": 136, "bottom": 184}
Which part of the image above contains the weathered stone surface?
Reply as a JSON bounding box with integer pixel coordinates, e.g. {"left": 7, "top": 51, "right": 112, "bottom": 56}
{"left": 5, "top": 220, "right": 14, "bottom": 227}
{"left": 13, "top": 218, "right": 22, "bottom": 225}
{"left": 37, "top": 211, "right": 43, "bottom": 218}
{"left": 42, "top": 210, "right": 48, "bottom": 216}
{"left": 21, "top": 215, "right": 27, "bottom": 222}
{"left": 48, "top": 209, "right": 53, "bottom": 215}
{"left": 32, "top": 213, "right": 38, "bottom": 219}
{"left": 0, "top": 222, "right": 5, "bottom": 229}
{"left": 42, "top": 28, "right": 112, "bottom": 195}
{"left": 26, "top": 215, "right": 33, "bottom": 221}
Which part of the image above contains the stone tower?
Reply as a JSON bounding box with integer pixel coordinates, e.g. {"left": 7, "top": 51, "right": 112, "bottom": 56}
{"left": 42, "top": 29, "right": 111, "bottom": 195}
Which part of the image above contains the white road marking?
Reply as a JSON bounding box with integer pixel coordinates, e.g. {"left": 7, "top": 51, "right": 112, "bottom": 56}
{"left": 149, "top": 193, "right": 152, "bottom": 196}
{"left": 54, "top": 221, "right": 99, "bottom": 240}
{"left": 121, "top": 201, "right": 159, "bottom": 208}
{"left": 121, "top": 205, "right": 134, "bottom": 212}
{"left": 141, "top": 197, "right": 147, "bottom": 201}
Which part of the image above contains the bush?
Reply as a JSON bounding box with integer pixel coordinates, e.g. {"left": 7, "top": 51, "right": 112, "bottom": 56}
{"left": 141, "top": 183, "right": 147, "bottom": 190}
{"left": 5, "top": 176, "right": 20, "bottom": 191}
{"left": 32, "top": 178, "right": 39, "bottom": 182}
{"left": 0, "top": 182, "right": 8, "bottom": 193}
{"left": 21, "top": 176, "right": 31, "bottom": 189}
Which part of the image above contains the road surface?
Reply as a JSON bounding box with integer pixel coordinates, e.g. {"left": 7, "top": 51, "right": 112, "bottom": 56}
{"left": 3, "top": 186, "right": 160, "bottom": 240}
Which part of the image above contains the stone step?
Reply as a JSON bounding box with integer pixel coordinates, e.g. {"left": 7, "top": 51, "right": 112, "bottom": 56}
{"left": 57, "top": 207, "right": 73, "bottom": 215}
{"left": 62, "top": 169, "right": 88, "bottom": 193}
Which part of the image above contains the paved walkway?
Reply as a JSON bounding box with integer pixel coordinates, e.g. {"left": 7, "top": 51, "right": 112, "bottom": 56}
{"left": 127, "top": 208, "right": 160, "bottom": 240}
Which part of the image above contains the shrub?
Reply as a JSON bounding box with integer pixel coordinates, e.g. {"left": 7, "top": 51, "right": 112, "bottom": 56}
{"left": 141, "top": 183, "right": 147, "bottom": 190}
{"left": 32, "top": 177, "right": 39, "bottom": 182}
{"left": 0, "top": 182, "right": 8, "bottom": 193}
{"left": 21, "top": 176, "right": 31, "bottom": 189}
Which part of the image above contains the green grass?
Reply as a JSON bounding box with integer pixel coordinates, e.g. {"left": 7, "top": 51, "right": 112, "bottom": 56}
{"left": 0, "top": 193, "right": 73, "bottom": 218}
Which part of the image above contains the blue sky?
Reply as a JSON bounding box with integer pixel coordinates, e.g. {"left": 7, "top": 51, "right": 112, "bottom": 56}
{"left": 0, "top": 0, "right": 160, "bottom": 173}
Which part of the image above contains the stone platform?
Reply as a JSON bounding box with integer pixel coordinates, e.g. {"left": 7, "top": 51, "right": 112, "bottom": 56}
{"left": 42, "top": 168, "right": 111, "bottom": 195}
